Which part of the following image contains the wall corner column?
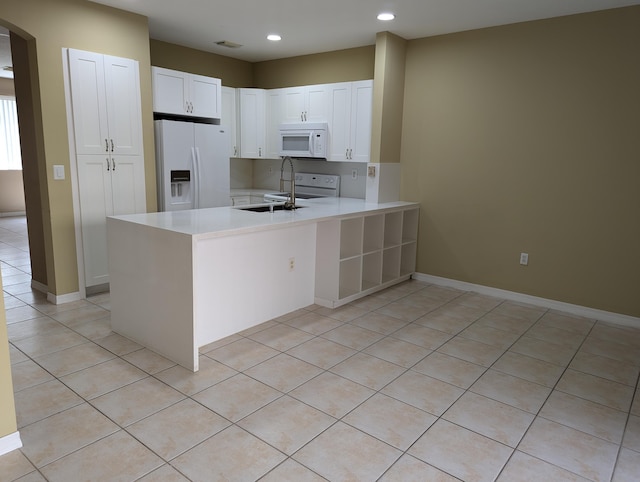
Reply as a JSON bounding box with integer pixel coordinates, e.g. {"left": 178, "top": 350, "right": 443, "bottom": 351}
{"left": 366, "top": 31, "right": 407, "bottom": 204}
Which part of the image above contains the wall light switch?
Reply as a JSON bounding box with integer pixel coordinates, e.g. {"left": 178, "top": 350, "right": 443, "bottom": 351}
{"left": 53, "top": 165, "right": 65, "bottom": 180}
{"left": 367, "top": 165, "right": 376, "bottom": 177}
{"left": 519, "top": 252, "right": 529, "bottom": 266}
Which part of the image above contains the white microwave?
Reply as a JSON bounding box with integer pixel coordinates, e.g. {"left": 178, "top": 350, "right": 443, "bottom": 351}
{"left": 278, "top": 123, "right": 328, "bottom": 159}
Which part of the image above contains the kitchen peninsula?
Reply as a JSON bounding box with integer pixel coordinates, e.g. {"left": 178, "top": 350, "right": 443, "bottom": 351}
{"left": 107, "top": 197, "right": 419, "bottom": 371}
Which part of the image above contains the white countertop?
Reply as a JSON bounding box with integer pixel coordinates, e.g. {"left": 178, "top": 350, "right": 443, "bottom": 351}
{"left": 109, "top": 197, "right": 419, "bottom": 240}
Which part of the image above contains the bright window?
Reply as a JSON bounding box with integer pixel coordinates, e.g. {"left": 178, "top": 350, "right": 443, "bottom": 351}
{"left": 0, "top": 97, "right": 22, "bottom": 170}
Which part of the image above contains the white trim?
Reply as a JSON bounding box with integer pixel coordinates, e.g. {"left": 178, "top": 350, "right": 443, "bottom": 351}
{"left": 0, "top": 431, "right": 22, "bottom": 456}
{"left": 30, "top": 279, "right": 48, "bottom": 294}
{"left": 62, "top": 48, "right": 87, "bottom": 301}
{"left": 414, "top": 272, "right": 640, "bottom": 329}
{"left": 47, "top": 290, "right": 82, "bottom": 305}
{"left": 0, "top": 211, "right": 26, "bottom": 218}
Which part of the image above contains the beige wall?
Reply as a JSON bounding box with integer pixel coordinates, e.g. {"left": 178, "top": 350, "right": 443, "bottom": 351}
{"left": 0, "top": 171, "right": 25, "bottom": 213}
{"left": 253, "top": 46, "right": 375, "bottom": 88}
{"left": 0, "top": 78, "right": 25, "bottom": 214}
{"left": 149, "top": 42, "right": 375, "bottom": 89}
{"left": 401, "top": 7, "right": 640, "bottom": 317}
{"left": 0, "top": 0, "right": 156, "bottom": 296}
{"left": 0, "top": 275, "right": 18, "bottom": 441}
{"left": 150, "top": 39, "right": 253, "bottom": 87}
{"left": 0, "top": 77, "right": 14, "bottom": 95}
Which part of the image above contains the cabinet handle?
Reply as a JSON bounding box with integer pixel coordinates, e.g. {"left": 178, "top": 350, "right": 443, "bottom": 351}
{"left": 110, "top": 139, "right": 114, "bottom": 152}
{"left": 300, "top": 112, "right": 304, "bottom": 122}
{"left": 112, "top": 159, "right": 116, "bottom": 171}
{"left": 189, "top": 101, "right": 194, "bottom": 113}
{"left": 349, "top": 148, "right": 353, "bottom": 159}
{"left": 304, "top": 111, "right": 307, "bottom": 121}
{"left": 105, "top": 139, "right": 109, "bottom": 152}
{"left": 106, "top": 158, "right": 110, "bottom": 171}
{"left": 259, "top": 147, "right": 262, "bottom": 157}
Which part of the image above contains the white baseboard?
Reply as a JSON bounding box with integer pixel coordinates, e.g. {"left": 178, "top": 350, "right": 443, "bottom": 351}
{"left": 0, "top": 431, "right": 22, "bottom": 456}
{"left": 0, "top": 211, "right": 26, "bottom": 218}
{"left": 414, "top": 273, "right": 640, "bottom": 329}
{"left": 47, "top": 290, "right": 82, "bottom": 305}
{"left": 31, "top": 279, "right": 48, "bottom": 294}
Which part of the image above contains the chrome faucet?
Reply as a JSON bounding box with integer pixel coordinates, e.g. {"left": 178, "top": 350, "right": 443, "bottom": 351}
{"left": 280, "top": 156, "right": 296, "bottom": 210}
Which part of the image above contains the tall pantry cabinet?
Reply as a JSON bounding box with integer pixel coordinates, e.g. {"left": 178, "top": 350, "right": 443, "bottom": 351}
{"left": 67, "top": 49, "right": 146, "bottom": 289}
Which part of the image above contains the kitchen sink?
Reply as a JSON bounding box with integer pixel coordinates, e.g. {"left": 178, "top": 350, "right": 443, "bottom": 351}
{"left": 235, "top": 204, "right": 306, "bottom": 213}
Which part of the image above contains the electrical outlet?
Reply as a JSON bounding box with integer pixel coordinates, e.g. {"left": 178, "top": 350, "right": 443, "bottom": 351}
{"left": 367, "top": 165, "right": 376, "bottom": 177}
{"left": 352, "top": 169, "right": 357, "bottom": 180}
{"left": 519, "top": 252, "right": 529, "bottom": 266}
{"left": 289, "top": 257, "right": 295, "bottom": 271}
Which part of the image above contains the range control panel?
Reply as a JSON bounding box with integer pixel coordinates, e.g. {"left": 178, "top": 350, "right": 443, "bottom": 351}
{"left": 295, "top": 173, "right": 340, "bottom": 192}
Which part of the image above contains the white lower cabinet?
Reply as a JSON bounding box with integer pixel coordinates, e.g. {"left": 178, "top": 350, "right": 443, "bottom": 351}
{"left": 315, "top": 206, "right": 419, "bottom": 307}
{"left": 77, "top": 154, "right": 146, "bottom": 287}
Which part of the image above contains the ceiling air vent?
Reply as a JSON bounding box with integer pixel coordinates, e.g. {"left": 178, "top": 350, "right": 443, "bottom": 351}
{"left": 215, "top": 40, "right": 242, "bottom": 49}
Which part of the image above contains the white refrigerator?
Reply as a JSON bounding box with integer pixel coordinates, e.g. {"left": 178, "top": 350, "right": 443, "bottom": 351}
{"left": 155, "top": 119, "right": 231, "bottom": 211}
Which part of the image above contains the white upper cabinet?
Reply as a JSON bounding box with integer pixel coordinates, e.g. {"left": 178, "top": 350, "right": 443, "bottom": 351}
{"left": 68, "top": 49, "right": 142, "bottom": 157}
{"left": 237, "top": 88, "right": 266, "bottom": 159}
{"left": 278, "top": 84, "right": 330, "bottom": 124}
{"left": 152, "top": 66, "right": 221, "bottom": 119}
{"left": 221, "top": 86, "right": 238, "bottom": 158}
{"left": 231, "top": 80, "right": 372, "bottom": 161}
{"left": 327, "top": 80, "right": 373, "bottom": 162}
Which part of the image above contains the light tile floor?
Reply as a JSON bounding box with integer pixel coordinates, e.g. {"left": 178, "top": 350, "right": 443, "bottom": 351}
{"left": 1, "top": 215, "right": 640, "bottom": 481}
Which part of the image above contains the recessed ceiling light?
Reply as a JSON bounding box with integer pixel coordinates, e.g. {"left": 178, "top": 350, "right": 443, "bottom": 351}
{"left": 267, "top": 34, "right": 282, "bottom": 41}
{"left": 377, "top": 12, "right": 395, "bottom": 21}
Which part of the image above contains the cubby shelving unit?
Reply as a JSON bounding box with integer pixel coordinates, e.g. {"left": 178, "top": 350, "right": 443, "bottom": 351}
{"left": 315, "top": 205, "right": 420, "bottom": 308}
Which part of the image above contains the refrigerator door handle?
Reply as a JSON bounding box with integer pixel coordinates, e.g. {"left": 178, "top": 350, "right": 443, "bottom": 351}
{"left": 192, "top": 147, "right": 200, "bottom": 209}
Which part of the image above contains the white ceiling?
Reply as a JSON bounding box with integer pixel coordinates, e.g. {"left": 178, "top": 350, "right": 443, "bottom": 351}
{"left": 87, "top": 0, "right": 640, "bottom": 62}
{"left": 1, "top": 0, "right": 639, "bottom": 74}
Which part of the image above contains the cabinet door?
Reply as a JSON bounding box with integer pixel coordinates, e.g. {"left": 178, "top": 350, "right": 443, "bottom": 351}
{"left": 110, "top": 155, "right": 147, "bottom": 216}
{"left": 190, "top": 74, "right": 221, "bottom": 119}
{"left": 152, "top": 67, "right": 188, "bottom": 115}
{"left": 238, "top": 88, "right": 265, "bottom": 159}
{"left": 265, "top": 89, "right": 283, "bottom": 159}
{"left": 77, "top": 154, "right": 114, "bottom": 287}
{"left": 349, "top": 80, "right": 373, "bottom": 163}
{"left": 327, "top": 83, "right": 352, "bottom": 161}
{"left": 68, "top": 49, "right": 109, "bottom": 156}
{"left": 221, "top": 86, "right": 238, "bottom": 157}
{"left": 104, "top": 55, "right": 143, "bottom": 156}
{"left": 305, "top": 84, "right": 330, "bottom": 123}
{"left": 280, "top": 86, "right": 306, "bottom": 123}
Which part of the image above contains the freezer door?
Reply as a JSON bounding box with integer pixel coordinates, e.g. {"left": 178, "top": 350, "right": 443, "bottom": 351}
{"left": 155, "top": 120, "right": 195, "bottom": 211}
{"left": 194, "top": 124, "right": 231, "bottom": 208}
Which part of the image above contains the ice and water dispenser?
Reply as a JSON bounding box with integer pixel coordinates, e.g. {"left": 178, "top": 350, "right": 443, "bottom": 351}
{"left": 170, "top": 170, "right": 192, "bottom": 206}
